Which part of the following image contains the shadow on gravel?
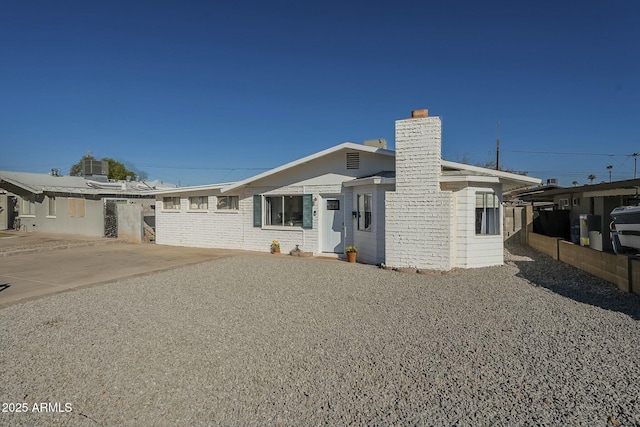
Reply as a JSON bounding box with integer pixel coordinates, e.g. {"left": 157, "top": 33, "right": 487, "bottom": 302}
{"left": 505, "top": 240, "right": 640, "bottom": 321}
{"left": 0, "top": 284, "right": 9, "bottom": 292}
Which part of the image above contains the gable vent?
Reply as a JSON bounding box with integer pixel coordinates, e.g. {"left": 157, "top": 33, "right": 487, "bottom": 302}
{"left": 346, "top": 152, "right": 360, "bottom": 170}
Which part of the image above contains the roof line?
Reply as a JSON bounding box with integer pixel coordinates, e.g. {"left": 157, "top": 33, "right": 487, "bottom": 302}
{"left": 220, "top": 142, "right": 394, "bottom": 193}
{"left": 441, "top": 160, "right": 541, "bottom": 185}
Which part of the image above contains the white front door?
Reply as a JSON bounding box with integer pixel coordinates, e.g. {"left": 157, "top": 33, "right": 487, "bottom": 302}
{"left": 322, "top": 196, "right": 344, "bottom": 253}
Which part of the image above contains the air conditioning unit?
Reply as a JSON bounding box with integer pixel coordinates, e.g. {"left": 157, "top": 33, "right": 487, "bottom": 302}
{"left": 83, "top": 160, "right": 109, "bottom": 177}
{"left": 547, "top": 178, "right": 558, "bottom": 185}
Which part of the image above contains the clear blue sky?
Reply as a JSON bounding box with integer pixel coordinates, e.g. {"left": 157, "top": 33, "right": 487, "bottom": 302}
{"left": 1, "top": 0, "right": 638, "bottom": 187}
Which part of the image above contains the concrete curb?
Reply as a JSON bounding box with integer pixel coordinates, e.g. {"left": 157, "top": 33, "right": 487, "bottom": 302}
{"left": 0, "top": 239, "right": 127, "bottom": 257}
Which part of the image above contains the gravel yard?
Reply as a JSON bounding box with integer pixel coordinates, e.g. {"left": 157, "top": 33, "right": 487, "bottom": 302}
{"left": 1, "top": 242, "right": 639, "bottom": 426}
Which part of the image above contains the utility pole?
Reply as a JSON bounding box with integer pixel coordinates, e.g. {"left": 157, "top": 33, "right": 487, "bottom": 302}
{"left": 607, "top": 165, "right": 613, "bottom": 182}
{"left": 496, "top": 121, "right": 500, "bottom": 171}
{"left": 633, "top": 153, "right": 639, "bottom": 179}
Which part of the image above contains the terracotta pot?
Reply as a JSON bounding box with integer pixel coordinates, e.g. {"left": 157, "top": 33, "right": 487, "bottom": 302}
{"left": 347, "top": 252, "right": 357, "bottom": 263}
{"left": 272, "top": 248, "right": 280, "bottom": 254}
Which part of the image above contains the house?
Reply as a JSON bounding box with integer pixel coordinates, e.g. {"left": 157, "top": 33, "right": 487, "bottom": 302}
{"left": 518, "top": 178, "right": 640, "bottom": 253}
{"left": 153, "top": 109, "right": 540, "bottom": 270}
{"left": 0, "top": 165, "right": 174, "bottom": 242}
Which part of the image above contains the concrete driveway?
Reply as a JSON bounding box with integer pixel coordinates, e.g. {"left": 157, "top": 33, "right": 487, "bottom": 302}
{"left": 0, "top": 232, "right": 246, "bottom": 308}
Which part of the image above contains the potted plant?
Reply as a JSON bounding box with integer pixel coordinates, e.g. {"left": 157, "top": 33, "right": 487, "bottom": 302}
{"left": 271, "top": 240, "right": 280, "bottom": 254}
{"left": 346, "top": 245, "right": 357, "bottom": 263}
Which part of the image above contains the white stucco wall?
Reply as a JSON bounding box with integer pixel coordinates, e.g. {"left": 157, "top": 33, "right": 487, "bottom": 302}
{"left": 17, "top": 195, "right": 104, "bottom": 236}
{"left": 446, "top": 184, "right": 504, "bottom": 268}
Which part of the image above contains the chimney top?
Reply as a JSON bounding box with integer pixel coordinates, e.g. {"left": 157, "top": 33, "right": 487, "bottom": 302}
{"left": 411, "top": 109, "right": 428, "bottom": 118}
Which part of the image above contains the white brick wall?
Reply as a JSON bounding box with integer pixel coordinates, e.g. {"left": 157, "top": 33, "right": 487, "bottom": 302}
{"left": 156, "top": 184, "right": 347, "bottom": 255}
{"left": 385, "top": 115, "right": 456, "bottom": 270}
{"left": 156, "top": 195, "right": 244, "bottom": 248}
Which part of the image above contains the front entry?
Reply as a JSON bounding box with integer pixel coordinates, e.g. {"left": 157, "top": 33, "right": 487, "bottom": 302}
{"left": 322, "top": 196, "right": 344, "bottom": 253}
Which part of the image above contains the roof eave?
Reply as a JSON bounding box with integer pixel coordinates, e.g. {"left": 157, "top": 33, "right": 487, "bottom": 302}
{"left": 221, "top": 142, "right": 395, "bottom": 193}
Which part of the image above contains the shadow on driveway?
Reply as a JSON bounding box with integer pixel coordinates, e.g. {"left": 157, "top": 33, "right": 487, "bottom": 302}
{"left": 505, "top": 239, "right": 640, "bottom": 321}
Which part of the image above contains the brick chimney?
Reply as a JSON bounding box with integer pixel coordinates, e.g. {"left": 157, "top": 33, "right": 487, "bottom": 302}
{"left": 385, "top": 109, "right": 454, "bottom": 271}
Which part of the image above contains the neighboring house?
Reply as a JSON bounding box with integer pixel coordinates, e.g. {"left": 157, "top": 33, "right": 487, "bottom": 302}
{"left": 0, "top": 190, "right": 8, "bottom": 230}
{"left": 0, "top": 169, "right": 174, "bottom": 242}
{"left": 154, "top": 109, "right": 540, "bottom": 270}
{"left": 518, "top": 178, "right": 640, "bottom": 253}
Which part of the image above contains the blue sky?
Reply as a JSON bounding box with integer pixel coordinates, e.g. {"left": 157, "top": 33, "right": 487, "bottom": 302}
{"left": 1, "top": 0, "right": 638, "bottom": 187}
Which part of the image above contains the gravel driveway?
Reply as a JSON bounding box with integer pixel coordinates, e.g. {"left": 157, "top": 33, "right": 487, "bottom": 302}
{"left": 1, "top": 242, "right": 639, "bottom": 426}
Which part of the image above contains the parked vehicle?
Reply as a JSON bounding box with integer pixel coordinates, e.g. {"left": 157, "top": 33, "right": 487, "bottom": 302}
{"left": 610, "top": 206, "right": 640, "bottom": 253}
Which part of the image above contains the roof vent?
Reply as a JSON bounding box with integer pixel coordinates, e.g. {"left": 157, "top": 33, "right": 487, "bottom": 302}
{"left": 364, "top": 138, "right": 387, "bottom": 149}
{"left": 346, "top": 152, "right": 360, "bottom": 170}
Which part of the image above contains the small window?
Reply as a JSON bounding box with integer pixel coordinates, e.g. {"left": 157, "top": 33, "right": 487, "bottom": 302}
{"left": 189, "top": 196, "right": 208, "bottom": 210}
{"left": 21, "top": 196, "right": 35, "bottom": 216}
{"left": 217, "top": 196, "right": 239, "bottom": 210}
{"left": 68, "top": 197, "right": 86, "bottom": 218}
{"left": 163, "top": 197, "right": 181, "bottom": 210}
{"left": 357, "top": 193, "right": 372, "bottom": 231}
{"left": 48, "top": 196, "right": 56, "bottom": 217}
{"left": 476, "top": 192, "right": 500, "bottom": 235}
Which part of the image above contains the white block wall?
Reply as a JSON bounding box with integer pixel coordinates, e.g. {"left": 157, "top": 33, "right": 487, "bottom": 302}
{"left": 385, "top": 116, "right": 456, "bottom": 270}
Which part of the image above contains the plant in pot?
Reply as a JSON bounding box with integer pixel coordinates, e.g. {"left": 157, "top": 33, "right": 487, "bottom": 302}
{"left": 346, "top": 245, "right": 357, "bottom": 263}
{"left": 271, "top": 240, "right": 280, "bottom": 254}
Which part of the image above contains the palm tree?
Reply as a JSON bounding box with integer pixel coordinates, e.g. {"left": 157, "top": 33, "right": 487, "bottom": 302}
{"left": 572, "top": 181, "right": 579, "bottom": 187}
{"left": 607, "top": 165, "right": 613, "bottom": 182}
{"left": 588, "top": 174, "right": 596, "bottom": 184}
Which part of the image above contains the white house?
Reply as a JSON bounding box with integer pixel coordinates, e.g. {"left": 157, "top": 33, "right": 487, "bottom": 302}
{"left": 153, "top": 109, "right": 540, "bottom": 270}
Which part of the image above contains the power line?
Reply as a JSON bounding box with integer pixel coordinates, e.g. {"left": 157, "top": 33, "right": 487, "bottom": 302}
{"left": 503, "top": 150, "right": 634, "bottom": 157}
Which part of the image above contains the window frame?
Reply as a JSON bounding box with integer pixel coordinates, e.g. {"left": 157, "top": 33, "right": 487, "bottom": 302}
{"left": 21, "top": 196, "right": 36, "bottom": 216}
{"left": 216, "top": 195, "right": 239, "bottom": 211}
{"left": 357, "top": 193, "right": 372, "bottom": 232}
{"left": 162, "top": 196, "right": 181, "bottom": 211}
{"left": 264, "top": 195, "right": 304, "bottom": 227}
{"left": 47, "top": 196, "right": 56, "bottom": 217}
{"left": 188, "top": 196, "right": 208, "bottom": 211}
{"left": 475, "top": 192, "right": 500, "bottom": 236}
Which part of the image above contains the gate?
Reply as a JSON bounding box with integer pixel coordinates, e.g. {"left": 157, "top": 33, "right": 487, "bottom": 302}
{"left": 104, "top": 200, "right": 118, "bottom": 238}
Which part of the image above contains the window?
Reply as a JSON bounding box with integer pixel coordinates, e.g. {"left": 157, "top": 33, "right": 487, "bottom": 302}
{"left": 68, "top": 198, "right": 86, "bottom": 217}
{"left": 189, "top": 196, "right": 208, "bottom": 210}
{"left": 163, "top": 197, "right": 181, "bottom": 210}
{"left": 265, "top": 195, "right": 303, "bottom": 227}
{"left": 357, "top": 193, "right": 372, "bottom": 231}
{"left": 476, "top": 192, "right": 500, "bottom": 235}
{"left": 48, "top": 196, "right": 56, "bottom": 217}
{"left": 21, "top": 196, "right": 35, "bottom": 216}
{"left": 216, "top": 196, "right": 239, "bottom": 210}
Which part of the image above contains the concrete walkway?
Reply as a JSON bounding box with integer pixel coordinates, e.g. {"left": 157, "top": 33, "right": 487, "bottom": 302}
{"left": 0, "top": 231, "right": 247, "bottom": 308}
